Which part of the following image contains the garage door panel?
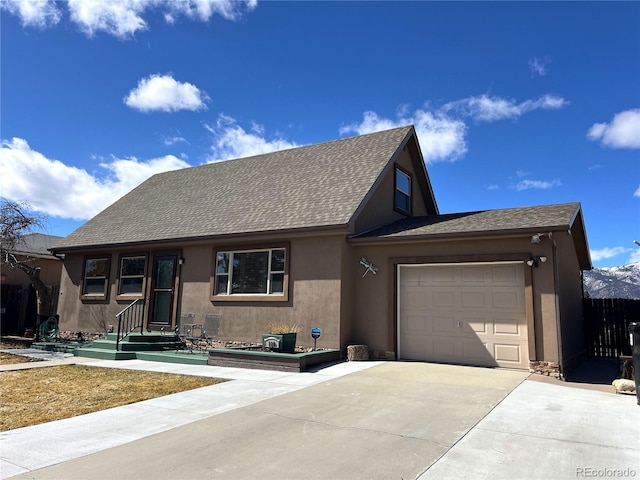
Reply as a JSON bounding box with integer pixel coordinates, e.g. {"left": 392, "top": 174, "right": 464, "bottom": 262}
{"left": 403, "top": 287, "right": 429, "bottom": 308}
{"left": 493, "top": 344, "right": 523, "bottom": 364}
{"left": 432, "top": 291, "right": 457, "bottom": 308}
{"left": 399, "top": 263, "right": 529, "bottom": 370}
{"left": 465, "top": 319, "right": 488, "bottom": 335}
{"left": 491, "top": 264, "right": 524, "bottom": 286}
{"left": 400, "top": 334, "right": 427, "bottom": 359}
{"left": 492, "top": 290, "right": 524, "bottom": 310}
{"left": 432, "top": 315, "right": 455, "bottom": 333}
{"left": 493, "top": 319, "right": 522, "bottom": 335}
{"left": 461, "top": 290, "right": 487, "bottom": 308}
{"left": 402, "top": 313, "right": 428, "bottom": 333}
{"left": 461, "top": 341, "right": 491, "bottom": 364}
{"left": 432, "top": 338, "right": 456, "bottom": 358}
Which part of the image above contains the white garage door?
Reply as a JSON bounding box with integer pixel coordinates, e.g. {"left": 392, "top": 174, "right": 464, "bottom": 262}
{"left": 398, "top": 262, "right": 529, "bottom": 369}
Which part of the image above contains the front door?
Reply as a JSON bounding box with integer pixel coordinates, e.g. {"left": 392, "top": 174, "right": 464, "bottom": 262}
{"left": 148, "top": 254, "right": 178, "bottom": 327}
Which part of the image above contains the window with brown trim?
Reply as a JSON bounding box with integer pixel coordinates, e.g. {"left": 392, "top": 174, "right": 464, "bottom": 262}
{"left": 212, "top": 246, "right": 288, "bottom": 301}
{"left": 81, "top": 256, "right": 110, "bottom": 299}
{"left": 395, "top": 166, "right": 412, "bottom": 215}
{"left": 117, "top": 255, "right": 147, "bottom": 297}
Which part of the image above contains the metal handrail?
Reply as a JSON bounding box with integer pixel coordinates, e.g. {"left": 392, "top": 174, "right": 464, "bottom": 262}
{"left": 115, "top": 299, "right": 145, "bottom": 351}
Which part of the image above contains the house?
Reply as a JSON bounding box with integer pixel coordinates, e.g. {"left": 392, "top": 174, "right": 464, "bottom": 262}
{"left": 50, "top": 126, "right": 592, "bottom": 375}
{"left": 1, "top": 233, "right": 64, "bottom": 335}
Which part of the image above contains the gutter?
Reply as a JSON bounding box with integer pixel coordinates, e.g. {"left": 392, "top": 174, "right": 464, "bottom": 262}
{"left": 50, "top": 223, "right": 351, "bottom": 254}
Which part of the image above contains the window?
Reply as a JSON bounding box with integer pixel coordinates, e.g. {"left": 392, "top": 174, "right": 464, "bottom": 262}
{"left": 214, "top": 247, "right": 287, "bottom": 297}
{"left": 395, "top": 166, "right": 412, "bottom": 215}
{"left": 118, "top": 255, "right": 146, "bottom": 296}
{"left": 82, "top": 256, "right": 110, "bottom": 298}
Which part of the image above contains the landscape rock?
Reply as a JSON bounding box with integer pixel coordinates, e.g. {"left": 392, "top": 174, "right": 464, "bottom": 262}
{"left": 612, "top": 378, "right": 636, "bottom": 394}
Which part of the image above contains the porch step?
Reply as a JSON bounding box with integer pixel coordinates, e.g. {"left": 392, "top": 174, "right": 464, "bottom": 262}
{"left": 73, "top": 347, "right": 137, "bottom": 361}
{"left": 136, "top": 351, "right": 209, "bottom": 365}
{"left": 33, "top": 333, "right": 187, "bottom": 361}
{"left": 90, "top": 338, "right": 184, "bottom": 352}
{"left": 31, "top": 342, "right": 84, "bottom": 354}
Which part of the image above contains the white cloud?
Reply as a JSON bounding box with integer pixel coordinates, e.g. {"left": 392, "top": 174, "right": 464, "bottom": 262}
{"left": 528, "top": 57, "right": 551, "bottom": 77}
{"left": 161, "top": 134, "right": 187, "bottom": 146}
{"left": 67, "top": 0, "right": 149, "bottom": 38}
{"left": 2, "top": 0, "right": 61, "bottom": 28}
{"left": 443, "top": 94, "right": 569, "bottom": 122}
{"left": 587, "top": 109, "right": 640, "bottom": 149}
{"left": 341, "top": 93, "right": 567, "bottom": 163}
{"left": 3, "top": 0, "right": 257, "bottom": 38}
{"left": 590, "top": 246, "right": 634, "bottom": 262}
{"left": 514, "top": 179, "right": 561, "bottom": 191}
{"left": 0, "top": 137, "right": 190, "bottom": 220}
{"left": 205, "top": 114, "right": 298, "bottom": 162}
{"left": 629, "top": 248, "right": 640, "bottom": 264}
{"left": 164, "top": 0, "right": 258, "bottom": 24}
{"left": 124, "top": 74, "right": 209, "bottom": 113}
{"left": 635, "top": 185, "right": 640, "bottom": 198}
{"left": 340, "top": 110, "right": 467, "bottom": 163}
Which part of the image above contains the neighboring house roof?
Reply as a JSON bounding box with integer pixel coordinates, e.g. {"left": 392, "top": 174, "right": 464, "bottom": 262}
{"left": 10, "top": 233, "right": 64, "bottom": 259}
{"left": 53, "top": 126, "right": 416, "bottom": 251}
{"left": 350, "top": 202, "right": 592, "bottom": 269}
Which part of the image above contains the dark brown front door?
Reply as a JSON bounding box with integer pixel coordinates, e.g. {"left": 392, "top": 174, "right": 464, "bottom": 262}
{"left": 148, "top": 254, "right": 177, "bottom": 327}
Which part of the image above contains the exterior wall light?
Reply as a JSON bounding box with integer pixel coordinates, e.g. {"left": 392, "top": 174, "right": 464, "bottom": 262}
{"left": 527, "top": 256, "right": 547, "bottom": 268}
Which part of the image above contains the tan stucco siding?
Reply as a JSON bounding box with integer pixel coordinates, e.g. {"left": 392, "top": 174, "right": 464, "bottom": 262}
{"left": 350, "top": 236, "right": 567, "bottom": 363}
{"left": 353, "top": 149, "right": 430, "bottom": 234}
{"left": 554, "top": 232, "right": 586, "bottom": 368}
{"left": 57, "top": 252, "right": 124, "bottom": 333}
{"left": 200, "top": 235, "right": 344, "bottom": 348}
{"left": 1, "top": 258, "right": 62, "bottom": 287}
{"left": 56, "top": 236, "right": 347, "bottom": 349}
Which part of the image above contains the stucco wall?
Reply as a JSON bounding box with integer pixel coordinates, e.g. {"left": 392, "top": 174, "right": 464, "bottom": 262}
{"left": 349, "top": 235, "right": 569, "bottom": 363}
{"left": 1, "top": 258, "right": 62, "bottom": 287}
{"left": 353, "top": 149, "right": 430, "bottom": 234}
{"left": 554, "top": 232, "right": 587, "bottom": 370}
{"left": 57, "top": 252, "right": 125, "bottom": 333}
{"left": 58, "top": 235, "right": 346, "bottom": 349}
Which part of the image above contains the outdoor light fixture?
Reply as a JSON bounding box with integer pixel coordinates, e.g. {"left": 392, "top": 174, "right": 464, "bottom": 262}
{"left": 530, "top": 233, "right": 542, "bottom": 244}
{"left": 526, "top": 256, "right": 547, "bottom": 268}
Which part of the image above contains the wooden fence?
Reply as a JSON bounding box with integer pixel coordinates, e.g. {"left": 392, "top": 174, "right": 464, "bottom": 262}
{"left": 583, "top": 298, "right": 640, "bottom": 358}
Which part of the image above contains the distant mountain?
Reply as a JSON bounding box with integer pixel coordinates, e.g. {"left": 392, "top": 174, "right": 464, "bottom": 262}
{"left": 583, "top": 262, "right": 640, "bottom": 299}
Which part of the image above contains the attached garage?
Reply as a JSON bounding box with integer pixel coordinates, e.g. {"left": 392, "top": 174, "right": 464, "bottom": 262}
{"left": 398, "top": 262, "right": 530, "bottom": 369}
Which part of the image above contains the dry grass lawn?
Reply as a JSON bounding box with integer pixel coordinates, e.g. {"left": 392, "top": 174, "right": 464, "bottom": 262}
{"left": 0, "top": 365, "right": 224, "bottom": 432}
{"left": 0, "top": 351, "right": 40, "bottom": 364}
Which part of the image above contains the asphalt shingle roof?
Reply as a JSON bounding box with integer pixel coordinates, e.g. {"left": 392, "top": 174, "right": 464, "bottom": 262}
{"left": 13, "top": 233, "right": 64, "bottom": 257}
{"left": 351, "top": 203, "right": 581, "bottom": 240}
{"left": 54, "top": 126, "right": 414, "bottom": 250}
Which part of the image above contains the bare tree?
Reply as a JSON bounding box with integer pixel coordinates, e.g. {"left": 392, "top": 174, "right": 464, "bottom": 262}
{"left": 1, "top": 198, "right": 53, "bottom": 317}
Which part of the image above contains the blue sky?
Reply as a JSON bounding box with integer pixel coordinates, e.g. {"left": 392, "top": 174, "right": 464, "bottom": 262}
{"left": 1, "top": 1, "right": 639, "bottom": 267}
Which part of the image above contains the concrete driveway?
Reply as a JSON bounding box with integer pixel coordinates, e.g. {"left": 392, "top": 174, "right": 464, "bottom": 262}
{"left": 3, "top": 361, "right": 527, "bottom": 480}
{"left": 4, "top": 360, "right": 638, "bottom": 480}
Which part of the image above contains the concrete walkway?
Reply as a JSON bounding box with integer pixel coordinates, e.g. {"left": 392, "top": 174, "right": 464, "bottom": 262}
{"left": 1, "top": 357, "right": 638, "bottom": 480}
{"left": 0, "top": 357, "right": 383, "bottom": 479}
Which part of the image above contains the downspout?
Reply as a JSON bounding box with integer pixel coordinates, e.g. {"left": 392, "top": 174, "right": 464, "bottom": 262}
{"left": 550, "top": 233, "right": 564, "bottom": 380}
